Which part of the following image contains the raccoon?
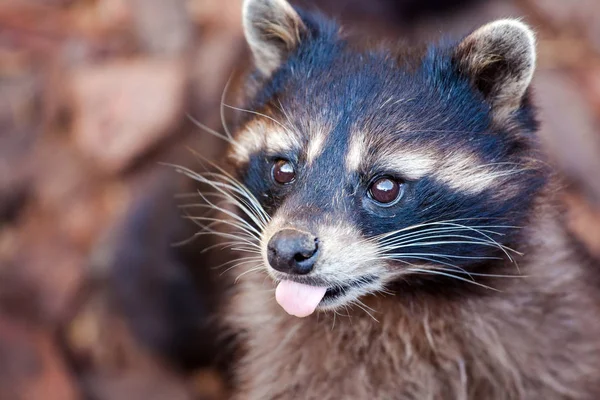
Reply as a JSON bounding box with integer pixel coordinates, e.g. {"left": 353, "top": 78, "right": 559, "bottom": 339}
{"left": 188, "top": 0, "right": 600, "bottom": 398}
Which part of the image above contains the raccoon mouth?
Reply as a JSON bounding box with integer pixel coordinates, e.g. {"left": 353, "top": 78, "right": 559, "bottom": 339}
{"left": 274, "top": 275, "right": 378, "bottom": 318}
{"left": 322, "top": 275, "right": 377, "bottom": 301}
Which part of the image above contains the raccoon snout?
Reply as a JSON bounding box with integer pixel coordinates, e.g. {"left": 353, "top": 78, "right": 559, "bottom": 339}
{"left": 267, "top": 229, "right": 319, "bottom": 275}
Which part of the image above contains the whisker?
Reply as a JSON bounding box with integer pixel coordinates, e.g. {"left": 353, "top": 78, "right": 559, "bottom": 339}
{"left": 186, "top": 113, "right": 237, "bottom": 148}
{"left": 185, "top": 227, "right": 260, "bottom": 249}
{"left": 185, "top": 214, "right": 261, "bottom": 240}
{"left": 381, "top": 252, "right": 502, "bottom": 261}
{"left": 407, "top": 268, "right": 500, "bottom": 291}
{"left": 223, "top": 260, "right": 263, "bottom": 277}
{"left": 428, "top": 267, "right": 525, "bottom": 279}
{"left": 189, "top": 180, "right": 267, "bottom": 235}
{"left": 381, "top": 254, "right": 477, "bottom": 280}
{"left": 211, "top": 255, "right": 263, "bottom": 270}
{"left": 224, "top": 103, "right": 295, "bottom": 137}
{"left": 375, "top": 225, "right": 506, "bottom": 246}
{"left": 167, "top": 154, "right": 270, "bottom": 226}
{"left": 199, "top": 170, "right": 270, "bottom": 221}
{"left": 373, "top": 221, "right": 521, "bottom": 263}
{"left": 371, "top": 219, "right": 519, "bottom": 244}
{"left": 220, "top": 73, "right": 235, "bottom": 140}
{"left": 182, "top": 214, "right": 259, "bottom": 242}
{"left": 235, "top": 265, "right": 266, "bottom": 283}
{"left": 373, "top": 218, "right": 520, "bottom": 241}
{"left": 351, "top": 299, "right": 379, "bottom": 323}
{"left": 379, "top": 232, "right": 505, "bottom": 249}
{"left": 202, "top": 240, "right": 262, "bottom": 254}
{"left": 381, "top": 240, "right": 517, "bottom": 257}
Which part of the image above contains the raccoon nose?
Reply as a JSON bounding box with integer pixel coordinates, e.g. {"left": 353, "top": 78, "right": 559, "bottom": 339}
{"left": 267, "top": 229, "right": 319, "bottom": 275}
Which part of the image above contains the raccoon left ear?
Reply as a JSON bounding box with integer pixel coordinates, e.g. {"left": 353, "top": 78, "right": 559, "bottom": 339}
{"left": 453, "top": 19, "right": 536, "bottom": 118}
{"left": 243, "top": 0, "right": 307, "bottom": 76}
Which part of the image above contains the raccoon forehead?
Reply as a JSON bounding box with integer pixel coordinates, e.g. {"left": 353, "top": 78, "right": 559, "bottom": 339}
{"left": 346, "top": 128, "right": 437, "bottom": 180}
{"left": 229, "top": 116, "right": 331, "bottom": 164}
{"left": 228, "top": 120, "right": 299, "bottom": 164}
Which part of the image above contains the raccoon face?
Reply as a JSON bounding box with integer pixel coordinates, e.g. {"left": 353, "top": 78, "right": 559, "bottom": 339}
{"left": 229, "top": 0, "right": 545, "bottom": 317}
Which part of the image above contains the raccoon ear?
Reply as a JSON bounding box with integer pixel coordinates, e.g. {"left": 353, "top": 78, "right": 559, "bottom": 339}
{"left": 243, "top": 0, "right": 307, "bottom": 76}
{"left": 453, "top": 19, "right": 536, "bottom": 118}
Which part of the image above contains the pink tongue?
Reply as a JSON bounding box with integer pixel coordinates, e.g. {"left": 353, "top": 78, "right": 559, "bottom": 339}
{"left": 275, "top": 280, "right": 328, "bottom": 318}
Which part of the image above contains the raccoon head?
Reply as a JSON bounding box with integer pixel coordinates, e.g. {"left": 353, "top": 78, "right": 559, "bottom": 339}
{"left": 229, "top": 0, "right": 545, "bottom": 317}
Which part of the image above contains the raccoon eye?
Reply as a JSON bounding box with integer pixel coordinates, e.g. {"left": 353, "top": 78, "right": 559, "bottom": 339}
{"left": 368, "top": 177, "right": 403, "bottom": 205}
{"left": 272, "top": 159, "right": 296, "bottom": 184}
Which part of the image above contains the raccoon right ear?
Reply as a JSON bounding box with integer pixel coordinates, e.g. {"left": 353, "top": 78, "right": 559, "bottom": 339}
{"left": 243, "top": 0, "right": 307, "bottom": 76}
{"left": 452, "top": 19, "right": 536, "bottom": 120}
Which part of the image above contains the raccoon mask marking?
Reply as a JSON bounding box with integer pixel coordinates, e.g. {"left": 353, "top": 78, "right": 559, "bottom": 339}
{"left": 229, "top": 0, "right": 544, "bottom": 317}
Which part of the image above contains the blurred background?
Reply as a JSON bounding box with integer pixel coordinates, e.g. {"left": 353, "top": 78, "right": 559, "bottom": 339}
{"left": 0, "top": 0, "right": 599, "bottom": 399}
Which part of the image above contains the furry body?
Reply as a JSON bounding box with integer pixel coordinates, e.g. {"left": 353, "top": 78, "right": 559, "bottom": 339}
{"left": 194, "top": 1, "right": 600, "bottom": 398}
{"left": 226, "top": 208, "right": 600, "bottom": 399}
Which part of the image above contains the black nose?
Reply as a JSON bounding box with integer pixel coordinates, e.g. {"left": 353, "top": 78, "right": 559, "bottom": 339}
{"left": 267, "top": 229, "right": 319, "bottom": 275}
